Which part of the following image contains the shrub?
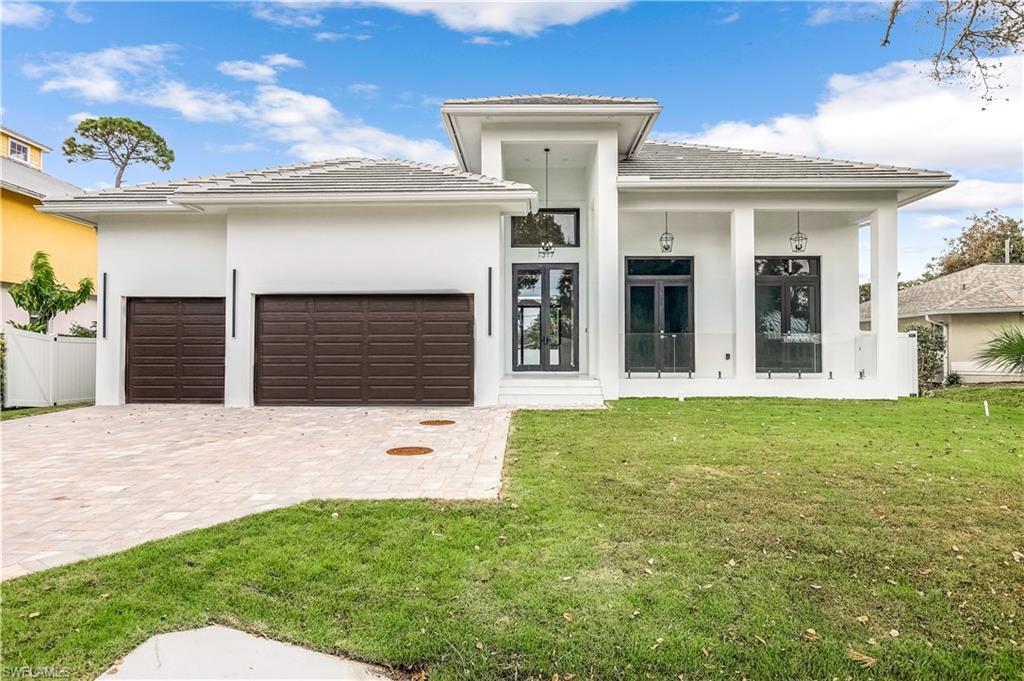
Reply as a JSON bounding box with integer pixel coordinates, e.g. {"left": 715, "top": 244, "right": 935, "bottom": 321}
{"left": 66, "top": 322, "right": 97, "bottom": 338}
{"left": 945, "top": 371, "right": 962, "bottom": 386}
{"left": 907, "top": 322, "right": 945, "bottom": 393}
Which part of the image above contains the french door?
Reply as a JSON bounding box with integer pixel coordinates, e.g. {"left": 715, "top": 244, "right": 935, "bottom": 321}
{"left": 625, "top": 260, "right": 694, "bottom": 374}
{"left": 754, "top": 256, "right": 822, "bottom": 372}
{"left": 513, "top": 263, "right": 579, "bottom": 372}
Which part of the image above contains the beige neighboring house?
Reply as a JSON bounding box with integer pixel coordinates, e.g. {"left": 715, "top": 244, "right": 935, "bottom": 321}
{"left": 861, "top": 263, "right": 1024, "bottom": 383}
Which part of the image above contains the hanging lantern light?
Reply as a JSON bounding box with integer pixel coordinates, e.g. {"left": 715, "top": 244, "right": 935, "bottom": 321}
{"left": 660, "top": 211, "right": 675, "bottom": 252}
{"left": 789, "top": 211, "right": 808, "bottom": 253}
{"left": 538, "top": 147, "right": 555, "bottom": 259}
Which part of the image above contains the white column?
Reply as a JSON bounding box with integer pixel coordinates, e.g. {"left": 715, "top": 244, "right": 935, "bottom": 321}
{"left": 731, "top": 207, "right": 756, "bottom": 379}
{"left": 870, "top": 202, "right": 899, "bottom": 388}
{"left": 594, "top": 132, "right": 620, "bottom": 398}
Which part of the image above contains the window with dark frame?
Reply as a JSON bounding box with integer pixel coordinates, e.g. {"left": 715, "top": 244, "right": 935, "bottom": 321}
{"left": 511, "top": 208, "right": 580, "bottom": 248}
{"left": 754, "top": 256, "right": 822, "bottom": 373}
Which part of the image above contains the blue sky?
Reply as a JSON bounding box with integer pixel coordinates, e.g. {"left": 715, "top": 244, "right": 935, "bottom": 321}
{"left": 3, "top": 1, "right": 1021, "bottom": 278}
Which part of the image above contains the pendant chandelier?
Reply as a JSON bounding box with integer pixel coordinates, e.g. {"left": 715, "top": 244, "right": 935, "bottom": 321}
{"left": 538, "top": 147, "right": 555, "bottom": 258}
{"left": 790, "top": 211, "right": 808, "bottom": 253}
{"left": 660, "top": 211, "right": 675, "bottom": 252}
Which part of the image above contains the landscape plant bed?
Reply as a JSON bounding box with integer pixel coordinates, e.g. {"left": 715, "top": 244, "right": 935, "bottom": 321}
{"left": 0, "top": 401, "right": 93, "bottom": 421}
{"left": 2, "top": 392, "right": 1022, "bottom": 680}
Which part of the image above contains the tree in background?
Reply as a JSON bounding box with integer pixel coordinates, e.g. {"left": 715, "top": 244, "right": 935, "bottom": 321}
{"left": 8, "top": 252, "right": 95, "bottom": 333}
{"left": 927, "top": 210, "right": 1023, "bottom": 276}
{"left": 62, "top": 117, "right": 174, "bottom": 188}
{"left": 859, "top": 274, "right": 938, "bottom": 304}
{"left": 882, "top": 0, "right": 1024, "bottom": 97}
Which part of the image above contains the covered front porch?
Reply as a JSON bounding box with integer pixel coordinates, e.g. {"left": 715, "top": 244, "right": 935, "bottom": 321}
{"left": 615, "top": 192, "right": 903, "bottom": 399}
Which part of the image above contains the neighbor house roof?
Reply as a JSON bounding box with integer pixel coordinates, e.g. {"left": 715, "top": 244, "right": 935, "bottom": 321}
{"left": 859, "top": 263, "right": 1024, "bottom": 321}
{"left": 621, "top": 141, "right": 954, "bottom": 183}
{"left": 443, "top": 94, "right": 660, "bottom": 106}
{"left": 1, "top": 156, "right": 81, "bottom": 200}
{"left": 38, "top": 157, "right": 536, "bottom": 215}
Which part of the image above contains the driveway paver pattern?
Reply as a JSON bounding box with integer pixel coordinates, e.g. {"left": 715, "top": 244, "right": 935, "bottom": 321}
{"left": 2, "top": 404, "right": 510, "bottom": 579}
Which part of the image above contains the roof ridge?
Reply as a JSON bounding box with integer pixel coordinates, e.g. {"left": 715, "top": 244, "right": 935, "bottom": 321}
{"left": 641, "top": 139, "right": 952, "bottom": 178}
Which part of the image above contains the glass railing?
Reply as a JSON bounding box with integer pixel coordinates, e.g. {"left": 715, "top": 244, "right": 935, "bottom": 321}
{"left": 622, "top": 332, "right": 877, "bottom": 379}
{"left": 755, "top": 332, "right": 877, "bottom": 378}
{"left": 623, "top": 333, "right": 735, "bottom": 378}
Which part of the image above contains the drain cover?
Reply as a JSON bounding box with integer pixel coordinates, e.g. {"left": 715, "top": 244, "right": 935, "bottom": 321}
{"left": 419, "top": 419, "right": 455, "bottom": 426}
{"left": 387, "top": 446, "right": 434, "bottom": 456}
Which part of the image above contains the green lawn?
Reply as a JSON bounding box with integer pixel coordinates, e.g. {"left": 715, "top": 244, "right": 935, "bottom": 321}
{"left": 0, "top": 401, "right": 93, "bottom": 421}
{"left": 2, "top": 393, "right": 1022, "bottom": 680}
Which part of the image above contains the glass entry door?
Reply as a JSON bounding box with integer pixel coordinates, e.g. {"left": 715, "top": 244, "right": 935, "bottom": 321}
{"left": 513, "top": 264, "right": 579, "bottom": 372}
{"left": 625, "top": 259, "right": 694, "bottom": 374}
{"left": 754, "top": 257, "right": 821, "bottom": 373}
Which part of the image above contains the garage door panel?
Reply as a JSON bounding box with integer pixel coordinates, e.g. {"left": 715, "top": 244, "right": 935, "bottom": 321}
{"left": 255, "top": 294, "right": 473, "bottom": 406}
{"left": 126, "top": 298, "right": 225, "bottom": 403}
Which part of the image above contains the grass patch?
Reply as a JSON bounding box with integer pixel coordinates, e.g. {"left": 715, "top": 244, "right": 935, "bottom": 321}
{"left": 0, "top": 401, "right": 93, "bottom": 421}
{"left": 932, "top": 383, "right": 1024, "bottom": 409}
{"left": 2, "top": 397, "right": 1022, "bottom": 680}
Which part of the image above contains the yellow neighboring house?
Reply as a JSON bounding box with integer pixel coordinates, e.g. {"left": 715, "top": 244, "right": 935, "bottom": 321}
{"left": 1, "top": 126, "right": 97, "bottom": 333}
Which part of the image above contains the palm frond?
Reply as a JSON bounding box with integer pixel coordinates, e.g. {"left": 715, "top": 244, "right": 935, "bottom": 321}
{"left": 975, "top": 326, "right": 1024, "bottom": 374}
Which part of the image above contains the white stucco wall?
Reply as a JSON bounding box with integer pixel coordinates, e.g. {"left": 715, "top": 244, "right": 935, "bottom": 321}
{"left": 224, "top": 205, "right": 503, "bottom": 407}
{"left": 95, "top": 215, "right": 227, "bottom": 405}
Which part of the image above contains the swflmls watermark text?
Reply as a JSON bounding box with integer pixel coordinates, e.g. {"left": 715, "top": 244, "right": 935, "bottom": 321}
{"left": 2, "top": 667, "right": 71, "bottom": 678}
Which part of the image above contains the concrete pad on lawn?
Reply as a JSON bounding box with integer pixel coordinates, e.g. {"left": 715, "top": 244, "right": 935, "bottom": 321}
{"left": 97, "top": 625, "right": 397, "bottom": 680}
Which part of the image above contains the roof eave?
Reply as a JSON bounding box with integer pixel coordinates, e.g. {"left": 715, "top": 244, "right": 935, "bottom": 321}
{"left": 617, "top": 177, "right": 957, "bottom": 194}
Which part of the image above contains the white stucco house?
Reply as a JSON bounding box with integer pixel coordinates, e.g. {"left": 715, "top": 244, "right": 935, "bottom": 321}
{"left": 40, "top": 94, "right": 955, "bottom": 407}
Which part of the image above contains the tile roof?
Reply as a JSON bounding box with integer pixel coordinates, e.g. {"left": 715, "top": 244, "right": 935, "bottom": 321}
{"left": 622, "top": 141, "right": 953, "bottom": 182}
{"left": 1, "top": 156, "right": 81, "bottom": 200}
{"left": 444, "top": 94, "right": 659, "bottom": 105}
{"left": 860, "top": 263, "right": 1024, "bottom": 320}
{"left": 40, "top": 157, "right": 533, "bottom": 208}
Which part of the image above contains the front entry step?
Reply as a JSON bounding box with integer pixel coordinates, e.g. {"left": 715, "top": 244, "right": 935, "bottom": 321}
{"left": 498, "top": 376, "right": 605, "bottom": 408}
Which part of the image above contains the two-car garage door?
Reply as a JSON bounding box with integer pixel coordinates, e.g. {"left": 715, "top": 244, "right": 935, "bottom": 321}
{"left": 125, "top": 294, "right": 474, "bottom": 406}
{"left": 255, "top": 294, "right": 474, "bottom": 406}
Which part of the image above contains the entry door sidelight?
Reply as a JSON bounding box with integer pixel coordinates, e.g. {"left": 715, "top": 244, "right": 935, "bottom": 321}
{"left": 625, "top": 258, "right": 695, "bottom": 374}
{"left": 513, "top": 264, "right": 579, "bottom": 372}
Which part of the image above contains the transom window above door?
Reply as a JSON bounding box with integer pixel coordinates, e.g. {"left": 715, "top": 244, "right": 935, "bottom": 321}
{"left": 511, "top": 208, "right": 580, "bottom": 248}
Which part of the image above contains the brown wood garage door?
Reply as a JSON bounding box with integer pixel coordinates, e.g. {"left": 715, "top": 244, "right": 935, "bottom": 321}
{"left": 255, "top": 294, "right": 474, "bottom": 406}
{"left": 125, "top": 298, "right": 225, "bottom": 403}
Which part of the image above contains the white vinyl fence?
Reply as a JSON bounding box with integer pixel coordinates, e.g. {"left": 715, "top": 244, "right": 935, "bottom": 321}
{"left": 897, "top": 330, "right": 919, "bottom": 397}
{"left": 3, "top": 328, "right": 96, "bottom": 408}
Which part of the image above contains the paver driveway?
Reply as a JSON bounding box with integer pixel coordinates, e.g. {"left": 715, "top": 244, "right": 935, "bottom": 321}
{"left": 1, "top": 404, "right": 510, "bottom": 579}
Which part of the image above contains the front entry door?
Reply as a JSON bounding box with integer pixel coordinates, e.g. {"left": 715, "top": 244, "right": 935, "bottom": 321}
{"left": 513, "top": 263, "right": 579, "bottom": 371}
{"left": 625, "top": 274, "right": 694, "bottom": 374}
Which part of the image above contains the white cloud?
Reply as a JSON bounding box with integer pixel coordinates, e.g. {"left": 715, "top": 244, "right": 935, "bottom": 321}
{"left": 251, "top": 85, "right": 453, "bottom": 164}
{"left": 252, "top": 1, "right": 629, "bottom": 36}
{"left": 67, "top": 111, "right": 96, "bottom": 125}
{"left": 2, "top": 1, "right": 51, "bottom": 28}
{"left": 659, "top": 56, "right": 1024, "bottom": 177}
{"left": 217, "top": 60, "right": 277, "bottom": 83}
{"left": 347, "top": 82, "right": 380, "bottom": 97}
{"left": 905, "top": 179, "right": 1024, "bottom": 214}
{"left": 205, "top": 141, "right": 262, "bottom": 153}
{"left": 217, "top": 53, "right": 303, "bottom": 83}
{"left": 466, "top": 36, "right": 511, "bottom": 46}
{"left": 914, "top": 215, "right": 961, "bottom": 231}
{"left": 148, "top": 81, "right": 250, "bottom": 122}
{"left": 806, "top": 1, "right": 887, "bottom": 26}
{"left": 263, "top": 53, "right": 303, "bottom": 68}
{"left": 250, "top": 1, "right": 323, "bottom": 27}
{"left": 714, "top": 11, "right": 740, "bottom": 25}
{"left": 357, "top": 0, "right": 629, "bottom": 36}
{"left": 313, "top": 31, "right": 372, "bottom": 41}
{"left": 65, "top": 1, "right": 92, "bottom": 24}
{"left": 25, "top": 44, "right": 175, "bottom": 102}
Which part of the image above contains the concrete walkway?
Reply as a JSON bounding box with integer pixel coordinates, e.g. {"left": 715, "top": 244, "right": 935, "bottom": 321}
{"left": 97, "top": 625, "right": 396, "bottom": 679}
{"left": 2, "top": 404, "right": 510, "bottom": 578}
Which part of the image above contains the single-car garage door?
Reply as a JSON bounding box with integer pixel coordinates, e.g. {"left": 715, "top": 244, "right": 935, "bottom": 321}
{"left": 255, "top": 294, "right": 474, "bottom": 406}
{"left": 125, "top": 297, "right": 225, "bottom": 403}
